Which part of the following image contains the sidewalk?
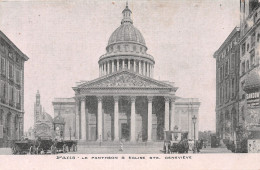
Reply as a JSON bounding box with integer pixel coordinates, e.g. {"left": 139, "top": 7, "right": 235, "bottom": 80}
{"left": 0, "top": 148, "right": 12, "bottom": 155}
{"left": 200, "top": 146, "right": 232, "bottom": 153}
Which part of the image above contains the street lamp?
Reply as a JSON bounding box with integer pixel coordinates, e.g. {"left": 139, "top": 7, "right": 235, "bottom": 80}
{"left": 69, "top": 127, "right": 72, "bottom": 140}
{"left": 192, "top": 115, "right": 197, "bottom": 153}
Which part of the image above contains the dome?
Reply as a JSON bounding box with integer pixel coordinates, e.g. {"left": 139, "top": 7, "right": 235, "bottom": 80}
{"left": 108, "top": 23, "right": 146, "bottom": 46}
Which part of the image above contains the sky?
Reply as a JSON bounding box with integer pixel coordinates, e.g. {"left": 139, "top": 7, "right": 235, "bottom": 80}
{"left": 0, "top": 0, "right": 240, "bottom": 131}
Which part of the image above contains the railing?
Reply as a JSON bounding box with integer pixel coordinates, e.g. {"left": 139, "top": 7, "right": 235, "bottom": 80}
{"left": 0, "top": 97, "right": 5, "bottom": 104}
{"left": 0, "top": 72, "right": 6, "bottom": 79}
{"left": 16, "top": 103, "right": 21, "bottom": 110}
{"left": 9, "top": 100, "right": 14, "bottom": 107}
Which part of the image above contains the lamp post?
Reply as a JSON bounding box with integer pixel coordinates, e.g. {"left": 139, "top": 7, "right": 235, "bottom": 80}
{"left": 192, "top": 115, "right": 197, "bottom": 153}
{"left": 69, "top": 127, "right": 72, "bottom": 140}
{"left": 34, "top": 130, "right": 36, "bottom": 140}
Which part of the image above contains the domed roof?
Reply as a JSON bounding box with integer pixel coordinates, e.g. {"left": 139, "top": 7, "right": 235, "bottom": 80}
{"left": 107, "top": 3, "right": 146, "bottom": 47}
{"left": 108, "top": 23, "right": 146, "bottom": 46}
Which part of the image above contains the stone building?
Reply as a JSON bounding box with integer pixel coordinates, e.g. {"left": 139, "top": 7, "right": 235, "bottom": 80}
{"left": 0, "top": 31, "right": 28, "bottom": 147}
{"left": 52, "top": 98, "right": 76, "bottom": 140}
{"left": 72, "top": 3, "right": 200, "bottom": 142}
{"left": 213, "top": 27, "right": 240, "bottom": 141}
{"left": 33, "top": 91, "right": 53, "bottom": 139}
{"left": 239, "top": 0, "right": 260, "bottom": 136}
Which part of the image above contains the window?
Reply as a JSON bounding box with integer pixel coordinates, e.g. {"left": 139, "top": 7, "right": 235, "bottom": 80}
{"left": 254, "top": 13, "right": 258, "bottom": 23}
{"left": 232, "top": 78, "right": 235, "bottom": 97}
{"left": 15, "top": 70, "right": 20, "bottom": 84}
{"left": 2, "top": 84, "right": 6, "bottom": 99}
{"left": 125, "top": 45, "right": 129, "bottom": 52}
{"left": 241, "top": 62, "right": 245, "bottom": 74}
{"left": 18, "top": 91, "right": 21, "bottom": 104}
{"left": 246, "top": 60, "right": 249, "bottom": 71}
{"left": 247, "top": 43, "right": 250, "bottom": 51}
{"left": 9, "top": 64, "right": 13, "bottom": 79}
{"left": 11, "top": 88, "right": 14, "bottom": 102}
{"left": 251, "top": 32, "right": 256, "bottom": 47}
{"left": 8, "top": 52, "right": 12, "bottom": 59}
{"left": 250, "top": 50, "right": 255, "bottom": 67}
{"left": 0, "top": 110, "right": 2, "bottom": 125}
{"left": 249, "top": 0, "right": 259, "bottom": 15}
{"left": 257, "top": 33, "right": 260, "bottom": 42}
{"left": 242, "top": 43, "right": 246, "bottom": 55}
{"left": 220, "top": 68, "right": 222, "bottom": 81}
{"left": 117, "top": 45, "right": 121, "bottom": 52}
{"left": 1, "top": 58, "right": 5, "bottom": 75}
{"left": 231, "top": 54, "right": 235, "bottom": 70}
{"left": 225, "top": 61, "right": 228, "bottom": 76}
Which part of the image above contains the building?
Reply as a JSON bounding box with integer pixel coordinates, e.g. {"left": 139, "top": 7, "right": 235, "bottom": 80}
{"left": 0, "top": 31, "right": 28, "bottom": 147}
{"left": 33, "top": 90, "right": 53, "bottom": 139}
{"left": 72, "top": 3, "right": 200, "bottom": 142}
{"left": 239, "top": 0, "right": 260, "bottom": 137}
{"left": 213, "top": 27, "right": 240, "bottom": 142}
{"left": 52, "top": 98, "right": 76, "bottom": 140}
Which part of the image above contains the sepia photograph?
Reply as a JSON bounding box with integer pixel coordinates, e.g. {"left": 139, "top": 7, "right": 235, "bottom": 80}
{"left": 0, "top": 0, "right": 259, "bottom": 169}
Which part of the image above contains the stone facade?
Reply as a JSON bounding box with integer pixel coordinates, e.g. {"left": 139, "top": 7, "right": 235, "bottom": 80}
{"left": 0, "top": 31, "right": 28, "bottom": 147}
{"left": 213, "top": 27, "right": 240, "bottom": 141}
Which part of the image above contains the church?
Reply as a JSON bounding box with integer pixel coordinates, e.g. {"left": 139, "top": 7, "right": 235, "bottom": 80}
{"left": 71, "top": 3, "right": 201, "bottom": 142}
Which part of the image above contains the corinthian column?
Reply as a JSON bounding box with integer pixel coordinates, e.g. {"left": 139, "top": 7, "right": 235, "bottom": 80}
{"left": 113, "top": 96, "right": 119, "bottom": 141}
{"left": 130, "top": 96, "right": 136, "bottom": 142}
{"left": 80, "top": 97, "right": 86, "bottom": 141}
{"left": 107, "top": 61, "right": 110, "bottom": 74}
{"left": 75, "top": 98, "right": 80, "bottom": 139}
{"left": 112, "top": 60, "right": 114, "bottom": 73}
{"left": 170, "top": 97, "right": 175, "bottom": 131}
{"left": 133, "top": 60, "right": 136, "bottom": 72}
{"left": 122, "top": 59, "right": 125, "bottom": 69}
{"left": 164, "top": 97, "right": 170, "bottom": 131}
{"left": 117, "top": 59, "right": 119, "bottom": 71}
{"left": 128, "top": 59, "right": 130, "bottom": 70}
{"left": 97, "top": 96, "right": 103, "bottom": 141}
{"left": 147, "top": 96, "right": 153, "bottom": 141}
{"left": 139, "top": 61, "right": 141, "bottom": 74}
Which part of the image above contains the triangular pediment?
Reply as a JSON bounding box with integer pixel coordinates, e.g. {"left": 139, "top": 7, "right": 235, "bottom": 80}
{"left": 78, "top": 70, "right": 174, "bottom": 89}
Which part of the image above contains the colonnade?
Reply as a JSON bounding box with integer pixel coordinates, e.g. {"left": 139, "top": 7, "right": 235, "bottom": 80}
{"left": 99, "top": 59, "right": 154, "bottom": 78}
{"left": 76, "top": 96, "right": 175, "bottom": 142}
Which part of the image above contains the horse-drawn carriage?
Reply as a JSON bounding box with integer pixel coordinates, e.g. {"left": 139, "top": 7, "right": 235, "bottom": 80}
{"left": 12, "top": 140, "right": 35, "bottom": 155}
{"left": 37, "top": 139, "right": 54, "bottom": 154}
{"left": 162, "top": 130, "right": 189, "bottom": 154}
{"left": 12, "top": 138, "right": 77, "bottom": 155}
{"left": 52, "top": 140, "right": 78, "bottom": 153}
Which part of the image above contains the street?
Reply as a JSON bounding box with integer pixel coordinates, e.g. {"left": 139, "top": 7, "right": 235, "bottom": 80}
{"left": 0, "top": 142, "right": 232, "bottom": 155}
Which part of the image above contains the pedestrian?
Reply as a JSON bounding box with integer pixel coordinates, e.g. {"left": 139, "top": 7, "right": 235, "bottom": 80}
{"left": 119, "top": 140, "right": 123, "bottom": 151}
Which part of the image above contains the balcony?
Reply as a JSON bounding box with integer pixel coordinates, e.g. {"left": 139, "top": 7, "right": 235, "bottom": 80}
{"left": 0, "top": 72, "right": 6, "bottom": 79}
{"left": 9, "top": 100, "right": 14, "bottom": 107}
{"left": 16, "top": 103, "right": 21, "bottom": 110}
{"left": 0, "top": 97, "right": 6, "bottom": 104}
{"left": 8, "top": 77, "right": 14, "bottom": 85}
{"left": 15, "top": 83, "right": 21, "bottom": 89}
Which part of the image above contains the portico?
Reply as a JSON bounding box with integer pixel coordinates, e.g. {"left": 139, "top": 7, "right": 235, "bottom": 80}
{"left": 73, "top": 70, "right": 177, "bottom": 142}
